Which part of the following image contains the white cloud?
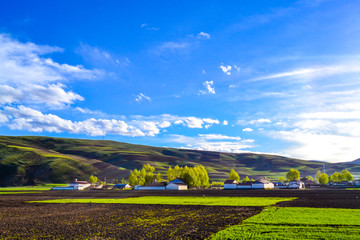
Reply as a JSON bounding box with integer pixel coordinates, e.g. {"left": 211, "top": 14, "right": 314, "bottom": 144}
{"left": 135, "top": 93, "right": 151, "bottom": 103}
{"left": 198, "top": 134, "right": 241, "bottom": 141}
{"left": 1, "top": 106, "right": 223, "bottom": 136}
{"left": 251, "top": 63, "right": 360, "bottom": 82}
{"left": 197, "top": 32, "right": 211, "bottom": 40}
{"left": 223, "top": 120, "right": 229, "bottom": 125}
{"left": 249, "top": 118, "right": 272, "bottom": 124}
{"left": 0, "top": 34, "right": 101, "bottom": 108}
{"left": 271, "top": 130, "right": 360, "bottom": 162}
{"left": 234, "top": 65, "right": 240, "bottom": 72}
{"left": 199, "top": 80, "right": 215, "bottom": 95}
{"left": 154, "top": 41, "right": 189, "bottom": 54}
{"left": 243, "top": 128, "right": 253, "bottom": 132}
{"left": 168, "top": 134, "right": 254, "bottom": 153}
{"left": 219, "top": 64, "right": 232, "bottom": 75}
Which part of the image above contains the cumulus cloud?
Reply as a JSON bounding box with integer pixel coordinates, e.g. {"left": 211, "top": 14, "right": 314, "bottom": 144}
{"left": 219, "top": 64, "right": 232, "bottom": 75}
{"left": 1, "top": 106, "right": 223, "bottom": 137}
{"left": 249, "top": 118, "right": 272, "bottom": 124}
{"left": 243, "top": 128, "right": 253, "bottom": 132}
{"left": 199, "top": 81, "right": 215, "bottom": 95}
{"left": 223, "top": 120, "right": 229, "bottom": 125}
{"left": 0, "top": 34, "right": 101, "bottom": 108}
{"left": 135, "top": 93, "right": 151, "bottom": 103}
{"left": 197, "top": 32, "right": 211, "bottom": 40}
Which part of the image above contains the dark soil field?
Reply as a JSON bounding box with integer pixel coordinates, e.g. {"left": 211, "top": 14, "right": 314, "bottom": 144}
{"left": 0, "top": 189, "right": 359, "bottom": 239}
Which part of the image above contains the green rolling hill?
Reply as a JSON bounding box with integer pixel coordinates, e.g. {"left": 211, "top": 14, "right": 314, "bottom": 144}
{"left": 0, "top": 136, "right": 359, "bottom": 186}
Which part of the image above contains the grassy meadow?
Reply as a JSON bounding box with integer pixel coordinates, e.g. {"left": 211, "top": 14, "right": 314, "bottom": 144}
{"left": 210, "top": 207, "right": 360, "bottom": 239}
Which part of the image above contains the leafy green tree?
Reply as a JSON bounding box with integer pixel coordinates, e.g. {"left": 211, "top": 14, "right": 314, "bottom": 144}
{"left": 340, "top": 169, "right": 353, "bottom": 182}
{"left": 89, "top": 175, "right": 98, "bottom": 186}
{"left": 306, "top": 176, "right": 314, "bottom": 181}
{"left": 286, "top": 168, "right": 300, "bottom": 181}
{"left": 242, "top": 176, "right": 250, "bottom": 183}
{"left": 278, "top": 177, "right": 285, "bottom": 182}
{"left": 315, "top": 170, "right": 321, "bottom": 182}
{"left": 156, "top": 172, "right": 163, "bottom": 182}
{"left": 319, "top": 173, "right": 329, "bottom": 185}
{"left": 167, "top": 167, "right": 175, "bottom": 181}
{"left": 229, "top": 169, "right": 240, "bottom": 182}
{"left": 128, "top": 170, "right": 138, "bottom": 186}
{"left": 330, "top": 171, "right": 340, "bottom": 182}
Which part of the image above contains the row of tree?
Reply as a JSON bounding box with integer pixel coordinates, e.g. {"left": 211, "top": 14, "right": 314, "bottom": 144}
{"left": 127, "top": 164, "right": 210, "bottom": 188}
{"left": 227, "top": 168, "right": 354, "bottom": 185}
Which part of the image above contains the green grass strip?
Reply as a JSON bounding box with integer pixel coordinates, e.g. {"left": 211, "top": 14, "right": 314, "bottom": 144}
{"left": 0, "top": 184, "right": 67, "bottom": 191}
{"left": 210, "top": 207, "right": 360, "bottom": 239}
{"left": 29, "top": 196, "right": 296, "bottom": 206}
{"left": 0, "top": 192, "right": 42, "bottom": 194}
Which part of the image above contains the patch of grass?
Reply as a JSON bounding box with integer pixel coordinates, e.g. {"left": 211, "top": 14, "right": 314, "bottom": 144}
{"left": 210, "top": 207, "right": 360, "bottom": 239}
{"left": 346, "top": 188, "right": 360, "bottom": 190}
{"left": 0, "top": 191, "right": 42, "bottom": 194}
{"left": 0, "top": 184, "right": 66, "bottom": 191}
{"left": 29, "top": 196, "right": 296, "bottom": 206}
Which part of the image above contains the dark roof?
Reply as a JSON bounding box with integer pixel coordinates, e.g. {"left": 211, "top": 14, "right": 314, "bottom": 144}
{"left": 237, "top": 182, "right": 252, "bottom": 186}
{"left": 224, "top": 180, "right": 237, "bottom": 184}
{"left": 145, "top": 182, "right": 167, "bottom": 187}
{"left": 170, "top": 178, "right": 186, "bottom": 184}
{"left": 254, "top": 179, "right": 272, "bottom": 184}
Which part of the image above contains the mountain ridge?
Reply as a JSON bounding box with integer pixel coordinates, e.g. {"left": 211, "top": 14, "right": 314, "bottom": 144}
{"left": 0, "top": 135, "right": 359, "bottom": 185}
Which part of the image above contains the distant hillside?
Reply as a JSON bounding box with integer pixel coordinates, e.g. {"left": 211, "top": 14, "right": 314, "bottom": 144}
{"left": 0, "top": 136, "right": 360, "bottom": 186}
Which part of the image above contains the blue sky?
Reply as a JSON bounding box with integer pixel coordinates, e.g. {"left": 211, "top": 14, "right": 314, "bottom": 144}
{"left": 1, "top": 0, "right": 360, "bottom": 162}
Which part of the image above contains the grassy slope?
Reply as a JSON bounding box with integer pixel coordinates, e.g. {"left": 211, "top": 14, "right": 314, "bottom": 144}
{"left": 210, "top": 207, "right": 360, "bottom": 239}
{"left": 1, "top": 135, "right": 360, "bottom": 184}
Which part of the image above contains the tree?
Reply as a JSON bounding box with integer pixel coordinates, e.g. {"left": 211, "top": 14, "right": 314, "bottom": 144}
{"left": 340, "top": 169, "right": 353, "bottom": 182}
{"left": 229, "top": 169, "right": 240, "bottom": 182}
{"left": 278, "top": 177, "right": 285, "bottom": 182}
{"left": 330, "top": 171, "right": 340, "bottom": 182}
{"left": 128, "top": 170, "right": 138, "bottom": 186}
{"left": 319, "top": 173, "right": 329, "bottom": 185}
{"left": 315, "top": 170, "right": 321, "bottom": 182}
{"left": 306, "top": 176, "right": 314, "bottom": 181}
{"left": 156, "top": 172, "right": 163, "bottom": 182}
{"left": 242, "top": 176, "right": 250, "bottom": 183}
{"left": 286, "top": 168, "right": 300, "bottom": 181}
{"left": 89, "top": 175, "right": 98, "bottom": 186}
{"left": 167, "top": 167, "right": 175, "bottom": 181}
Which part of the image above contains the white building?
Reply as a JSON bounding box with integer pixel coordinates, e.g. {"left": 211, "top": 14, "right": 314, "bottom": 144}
{"left": 251, "top": 179, "right": 274, "bottom": 189}
{"left": 288, "top": 180, "right": 305, "bottom": 189}
{"left": 135, "top": 182, "right": 167, "bottom": 190}
{"left": 53, "top": 179, "right": 91, "bottom": 190}
{"left": 166, "top": 183, "right": 188, "bottom": 190}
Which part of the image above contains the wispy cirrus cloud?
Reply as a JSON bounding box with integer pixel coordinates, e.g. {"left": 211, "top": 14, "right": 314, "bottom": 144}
{"left": 250, "top": 63, "right": 360, "bottom": 82}
{"left": 135, "top": 93, "right": 151, "bottom": 103}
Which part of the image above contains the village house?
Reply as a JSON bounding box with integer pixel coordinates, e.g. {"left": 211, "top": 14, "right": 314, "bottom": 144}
{"left": 224, "top": 179, "right": 238, "bottom": 189}
{"left": 166, "top": 182, "right": 188, "bottom": 190}
{"left": 135, "top": 182, "right": 167, "bottom": 190}
{"left": 224, "top": 178, "right": 274, "bottom": 190}
{"left": 114, "top": 183, "right": 131, "bottom": 189}
{"left": 52, "top": 179, "right": 91, "bottom": 190}
{"left": 288, "top": 180, "right": 305, "bottom": 189}
{"left": 236, "top": 182, "right": 252, "bottom": 189}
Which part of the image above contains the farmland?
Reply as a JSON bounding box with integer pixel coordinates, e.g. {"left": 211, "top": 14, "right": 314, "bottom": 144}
{"left": 1, "top": 189, "right": 360, "bottom": 239}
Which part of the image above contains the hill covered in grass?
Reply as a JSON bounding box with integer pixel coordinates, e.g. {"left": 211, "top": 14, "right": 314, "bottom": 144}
{"left": 0, "top": 136, "right": 359, "bottom": 186}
